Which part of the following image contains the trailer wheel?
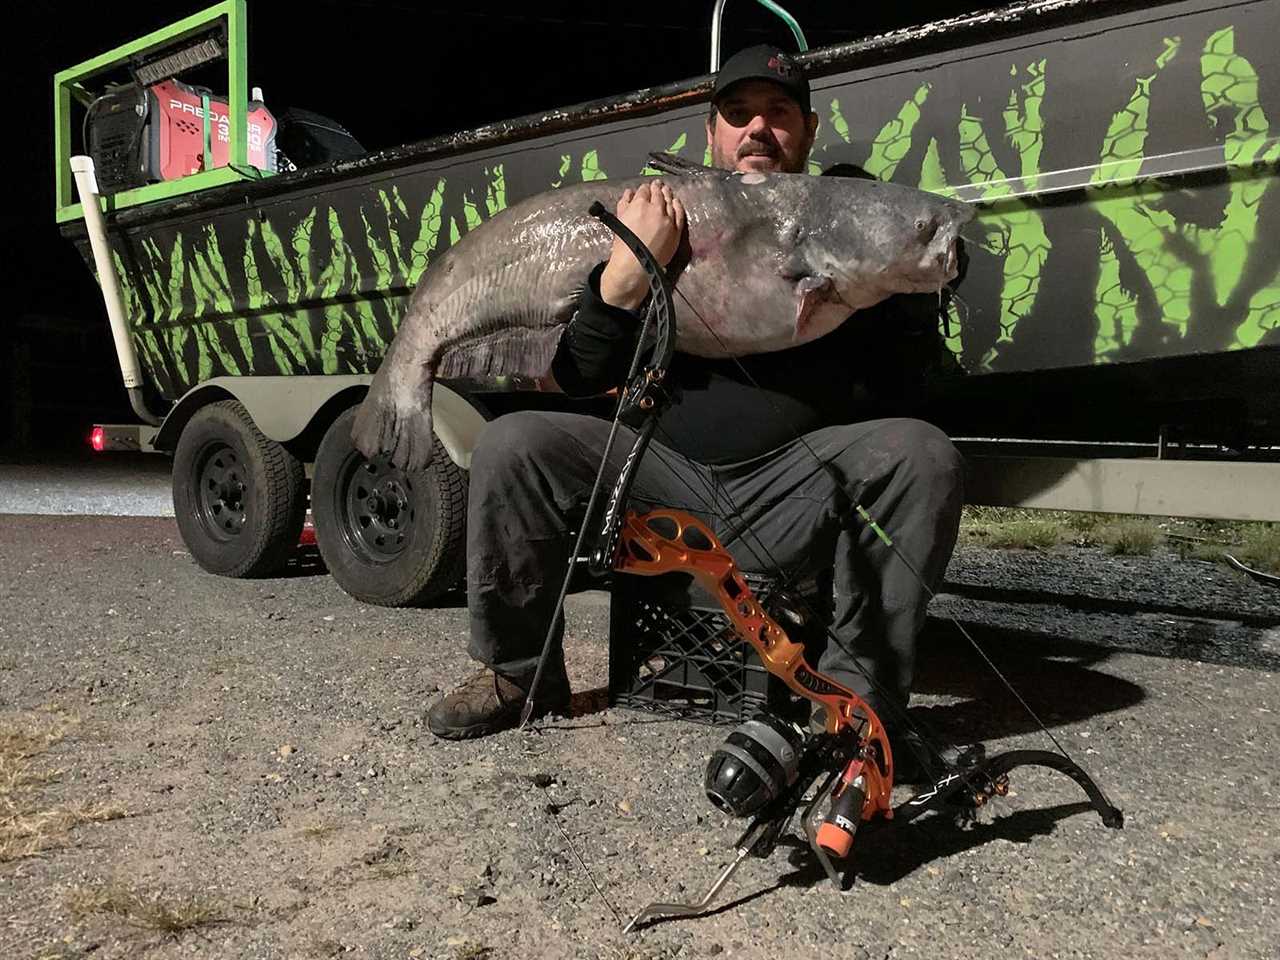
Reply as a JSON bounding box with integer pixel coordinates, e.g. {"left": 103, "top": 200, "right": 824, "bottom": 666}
{"left": 172, "top": 399, "right": 307, "bottom": 578}
{"left": 311, "top": 406, "right": 467, "bottom": 607}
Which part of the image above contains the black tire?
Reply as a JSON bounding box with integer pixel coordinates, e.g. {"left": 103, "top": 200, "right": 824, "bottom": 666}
{"left": 311, "top": 406, "right": 467, "bottom": 607}
{"left": 172, "top": 399, "right": 307, "bottom": 578}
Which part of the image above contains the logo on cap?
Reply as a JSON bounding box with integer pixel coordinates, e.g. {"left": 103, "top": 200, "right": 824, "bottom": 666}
{"left": 766, "top": 55, "right": 793, "bottom": 78}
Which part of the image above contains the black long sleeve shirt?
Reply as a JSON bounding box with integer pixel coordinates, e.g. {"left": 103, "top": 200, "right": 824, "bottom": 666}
{"left": 550, "top": 263, "right": 962, "bottom": 466}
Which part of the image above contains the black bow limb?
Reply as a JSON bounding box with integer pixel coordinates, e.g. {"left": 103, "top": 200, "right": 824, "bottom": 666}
{"left": 896, "top": 749, "right": 1124, "bottom": 829}
{"left": 519, "top": 201, "right": 680, "bottom": 726}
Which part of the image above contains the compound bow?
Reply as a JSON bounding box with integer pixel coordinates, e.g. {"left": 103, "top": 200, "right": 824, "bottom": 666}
{"left": 521, "top": 194, "right": 1124, "bottom": 932}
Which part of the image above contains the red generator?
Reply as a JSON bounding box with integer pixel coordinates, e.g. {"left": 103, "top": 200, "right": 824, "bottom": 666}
{"left": 146, "top": 78, "right": 277, "bottom": 179}
{"left": 85, "top": 77, "right": 276, "bottom": 191}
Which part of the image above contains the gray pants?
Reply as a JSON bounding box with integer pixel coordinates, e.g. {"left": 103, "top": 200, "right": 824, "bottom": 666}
{"left": 466, "top": 410, "right": 963, "bottom": 718}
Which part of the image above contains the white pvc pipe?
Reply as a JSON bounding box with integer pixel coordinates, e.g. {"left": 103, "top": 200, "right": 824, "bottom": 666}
{"left": 69, "top": 155, "right": 144, "bottom": 390}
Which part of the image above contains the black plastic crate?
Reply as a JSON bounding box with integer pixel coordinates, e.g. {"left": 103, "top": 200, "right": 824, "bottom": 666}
{"left": 608, "top": 570, "right": 830, "bottom": 726}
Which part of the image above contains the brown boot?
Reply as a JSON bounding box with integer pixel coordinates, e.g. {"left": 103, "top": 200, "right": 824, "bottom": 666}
{"left": 426, "top": 668, "right": 571, "bottom": 740}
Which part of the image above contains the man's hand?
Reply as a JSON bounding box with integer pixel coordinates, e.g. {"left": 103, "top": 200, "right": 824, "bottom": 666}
{"left": 598, "top": 180, "right": 687, "bottom": 310}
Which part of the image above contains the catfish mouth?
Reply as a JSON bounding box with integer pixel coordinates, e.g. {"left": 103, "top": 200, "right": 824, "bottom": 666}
{"left": 904, "top": 233, "right": 962, "bottom": 291}
{"left": 908, "top": 203, "right": 974, "bottom": 289}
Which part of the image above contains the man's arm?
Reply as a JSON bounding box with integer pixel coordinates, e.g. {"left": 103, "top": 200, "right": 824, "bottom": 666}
{"left": 548, "top": 182, "right": 686, "bottom": 397}
{"left": 549, "top": 264, "right": 646, "bottom": 396}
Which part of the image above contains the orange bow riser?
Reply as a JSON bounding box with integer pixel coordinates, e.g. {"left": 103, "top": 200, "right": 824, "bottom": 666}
{"left": 614, "top": 506, "right": 895, "bottom": 825}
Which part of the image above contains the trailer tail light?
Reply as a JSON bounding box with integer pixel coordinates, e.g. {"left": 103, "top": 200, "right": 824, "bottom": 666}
{"left": 88, "top": 424, "right": 159, "bottom": 453}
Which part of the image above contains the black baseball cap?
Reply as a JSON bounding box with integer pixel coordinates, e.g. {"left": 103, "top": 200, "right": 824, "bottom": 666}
{"left": 712, "top": 44, "right": 811, "bottom": 115}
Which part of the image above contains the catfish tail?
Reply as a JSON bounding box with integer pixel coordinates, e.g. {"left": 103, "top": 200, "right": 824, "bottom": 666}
{"left": 351, "top": 363, "right": 437, "bottom": 473}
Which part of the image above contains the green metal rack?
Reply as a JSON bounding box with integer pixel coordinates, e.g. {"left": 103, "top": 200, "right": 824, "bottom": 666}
{"left": 53, "top": 0, "right": 266, "bottom": 224}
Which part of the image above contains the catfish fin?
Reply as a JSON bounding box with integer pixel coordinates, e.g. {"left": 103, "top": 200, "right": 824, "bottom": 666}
{"left": 645, "top": 151, "right": 724, "bottom": 177}
{"left": 435, "top": 324, "right": 566, "bottom": 381}
{"left": 793, "top": 275, "right": 836, "bottom": 340}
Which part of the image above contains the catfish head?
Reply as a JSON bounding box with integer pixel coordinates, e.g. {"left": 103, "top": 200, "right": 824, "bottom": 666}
{"left": 781, "top": 177, "right": 975, "bottom": 342}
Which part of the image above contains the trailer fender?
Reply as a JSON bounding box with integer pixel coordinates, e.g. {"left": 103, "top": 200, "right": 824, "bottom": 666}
{"left": 153, "top": 376, "right": 488, "bottom": 469}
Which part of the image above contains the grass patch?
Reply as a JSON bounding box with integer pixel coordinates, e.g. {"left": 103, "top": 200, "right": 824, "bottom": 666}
{"left": 1168, "top": 536, "right": 1227, "bottom": 563}
{"left": 0, "top": 711, "right": 127, "bottom": 862}
{"left": 959, "top": 507, "right": 1163, "bottom": 551}
{"left": 1231, "top": 523, "right": 1280, "bottom": 574}
{"left": 356, "top": 860, "right": 415, "bottom": 884}
{"left": 1, "top": 802, "right": 129, "bottom": 862}
{"left": 0, "top": 713, "right": 72, "bottom": 760}
{"left": 1167, "top": 521, "right": 1280, "bottom": 574}
{"left": 961, "top": 508, "right": 1280, "bottom": 573}
{"left": 66, "top": 882, "right": 230, "bottom": 934}
{"left": 1094, "top": 519, "right": 1162, "bottom": 556}
{"left": 982, "top": 519, "right": 1063, "bottom": 550}
{"left": 960, "top": 507, "right": 1068, "bottom": 550}
{"left": 299, "top": 822, "right": 340, "bottom": 841}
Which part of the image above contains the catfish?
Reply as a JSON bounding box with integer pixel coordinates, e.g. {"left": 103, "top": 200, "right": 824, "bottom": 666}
{"left": 353, "top": 154, "right": 973, "bottom": 471}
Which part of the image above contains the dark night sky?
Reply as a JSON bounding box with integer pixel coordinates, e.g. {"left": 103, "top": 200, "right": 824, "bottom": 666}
{"left": 1, "top": 1, "right": 985, "bottom": 450}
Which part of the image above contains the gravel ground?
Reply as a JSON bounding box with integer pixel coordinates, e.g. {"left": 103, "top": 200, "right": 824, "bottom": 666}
{"left": 0, "top": 455, "right": 172, "bottom": 517}
{"left": 1, "top": 512, "right": 1278, "bottom": 960}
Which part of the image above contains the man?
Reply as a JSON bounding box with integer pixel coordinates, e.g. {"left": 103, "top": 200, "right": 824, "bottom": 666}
{"left": 426, "top": 45, "right": 965, "bottom": 766}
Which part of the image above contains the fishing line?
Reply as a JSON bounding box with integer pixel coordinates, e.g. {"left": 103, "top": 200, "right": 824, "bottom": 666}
{"left": 536, "top": 780, "right": 626, "bottom": 927}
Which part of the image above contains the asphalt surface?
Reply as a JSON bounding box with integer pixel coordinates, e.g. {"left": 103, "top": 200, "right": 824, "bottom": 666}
{"left": 1, "top": 464, "right": 1278, "bottom": 959}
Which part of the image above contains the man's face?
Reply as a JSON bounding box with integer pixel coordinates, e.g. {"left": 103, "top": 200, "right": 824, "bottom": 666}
{"left": 706, "top": 79, "right": 818, "bottom": 174}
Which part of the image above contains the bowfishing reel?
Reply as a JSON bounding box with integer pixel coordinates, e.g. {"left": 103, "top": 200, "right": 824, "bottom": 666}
{"left": 704, "top": 713, "right": 806, "bottom": 818}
